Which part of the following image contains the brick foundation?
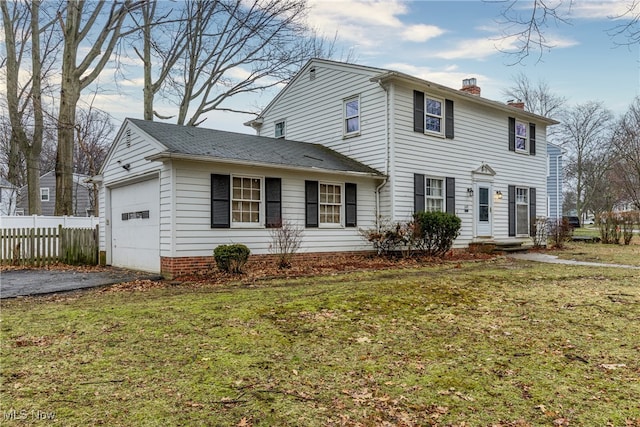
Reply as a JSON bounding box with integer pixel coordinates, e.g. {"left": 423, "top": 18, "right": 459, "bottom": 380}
{"left": 160, "top": 251, "right": 374, "bottom": 279}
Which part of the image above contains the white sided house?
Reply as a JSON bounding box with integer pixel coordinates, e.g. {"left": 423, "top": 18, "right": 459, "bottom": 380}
{"left": 247, "top": 59, "right": 558, "bottom": 247}
{"left": 96, "top": 119, "right": 384, "bottom": 276}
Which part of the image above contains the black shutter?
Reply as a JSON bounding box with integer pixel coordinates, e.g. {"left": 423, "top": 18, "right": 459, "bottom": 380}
{"left": 265, "top": 177, "right": 281, "bottom": 228}
{"left": 529, "top": 123, "right": 536, "bottom": 155}
{"left": 529, "top": 187, "right": 537, "bottom": 237}
{"left": 345, "top": 183, "right": 357, "bottom": 227}
{"left": 414, "top": 173, "right": 425, "bottom": 213}
{"left": 446, "top": 177, "right": 455, "bottom": 214}
{"left": 211, "top": 174, "right": 230, "bottom": 228}
{"left": 445, "top": 99, "right": 454, "bottom": 139}
{"left": 413, "top": 90, "right": 425, "bottom": 133}
{"left": 305, "top": 180, "right": 318, "bottom": 228}
{"left": 508, "top": 117, "right": 516, "bottom": 152}
{"left": 508, "top": 185, "right": 516, "bottom": 237}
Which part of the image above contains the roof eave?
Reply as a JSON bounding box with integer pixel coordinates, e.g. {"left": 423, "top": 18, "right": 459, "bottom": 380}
{"left": 145, "top": 152, "right": 385, "bottom": 179}
{"left": 371, "top": 72, "right": 560, "bottom": 126}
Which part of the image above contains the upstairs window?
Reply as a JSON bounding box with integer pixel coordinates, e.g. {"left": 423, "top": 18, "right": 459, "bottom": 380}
{"left": 275, "top": 120, "right": 285, "bottom": 139}
{"left": 425, "top": 97, "right": 443, "bottom": 134}
{"left": 413, "top": 91, "right": 454, "bottom": 139}
{"left": 515, "top": 120, "right": 528, "bottom": 152}
{"left": 509, "top": 117, "right": 536, "bottom": 155}
{"left": 40, "top": 188, "right": 50, "bottom": 202}
{"left": 344, "top": 96, "right": 360, "bottom": 136}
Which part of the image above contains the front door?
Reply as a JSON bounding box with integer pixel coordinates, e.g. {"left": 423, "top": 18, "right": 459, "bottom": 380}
{"left": 475, "top": 183, "right": 492, "bottom": 237}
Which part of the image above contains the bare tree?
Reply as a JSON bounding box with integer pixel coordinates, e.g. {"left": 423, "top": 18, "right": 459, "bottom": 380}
{"left": 54, "top": 0, "right": 144, "bottom": 215}
{"left": 127, "top": 0, "right": 187, "bottom": 121}
{"left": 155, "top": 0, "right": 326, "bottom": 126}
{"left": 560, "top": 101, "right": 614, "bottom": 219}
{"left": 492, "top": 0, "right": 574, "bottom": 64}
{"left": 503, "top": 72, "right": 566, "bottom": 118}
{"left": 74, "top": 104, "right": 115, "bottom": 216}
{"left": 492, "top": 0, "right": 640, "bottom": 63}
{"left": 610, "top": 97, "right": 640, "bottom": 209}
{"left": 1, "top": 1, "right": 59, "bottom": 215}
{"left": 609, "top": 0, "right": 640, "bottom": 45}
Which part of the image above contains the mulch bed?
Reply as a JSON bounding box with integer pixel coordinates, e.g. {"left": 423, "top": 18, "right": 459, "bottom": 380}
{"left": 1, "top": 251, "right": 496, "bottom": 295}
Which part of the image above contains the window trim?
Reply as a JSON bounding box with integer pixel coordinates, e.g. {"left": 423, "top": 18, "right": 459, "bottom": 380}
{"left": 319, "top": 181, "right": 344, "bottom": 227}
{"left": 274, "top": 120, "right": 285, "bottom": 139}
{"left": 230, "top": 174, "right": 264, "bottom": 228}
{"left": 424, "top": 95, "right": 445, "bottom": 137}
{"left": 343, "top": 95, "right": 360, "bottom": 137}
{"left": 40, "top": 188, "right": 50, "bottom": 202}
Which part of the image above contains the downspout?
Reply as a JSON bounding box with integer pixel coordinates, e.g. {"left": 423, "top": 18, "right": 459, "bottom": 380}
{"left": 556, "top": 153, "right": 561, "bottom": 221}
{"left": 375, "top": 79, "right": 390, "bottom": 229}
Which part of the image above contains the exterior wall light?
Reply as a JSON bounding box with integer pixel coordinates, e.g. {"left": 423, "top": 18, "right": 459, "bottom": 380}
{"left": 495, "top": 190, "right": 503, "bottom": 199}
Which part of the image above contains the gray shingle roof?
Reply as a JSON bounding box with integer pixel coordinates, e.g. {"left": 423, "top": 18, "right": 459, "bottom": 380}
{"left": 129, "top": 119, "right": 383, "bottom": 176}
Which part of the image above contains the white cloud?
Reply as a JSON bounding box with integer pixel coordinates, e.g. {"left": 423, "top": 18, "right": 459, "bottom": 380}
{"left": 306, "top": 0, "right": 444, "bottom": 47}
{"left": 402, "top": 24, "right": 445, "bottom": 42}
{"left": 569, "top": 0, "right": 637, "bottom": 20}
{"left": 382, "top": 62, "right": 489, "bottom": 91}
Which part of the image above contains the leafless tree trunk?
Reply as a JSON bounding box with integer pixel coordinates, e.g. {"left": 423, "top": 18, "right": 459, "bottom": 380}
{"left": 128, "top": 0, "right": 186, "bottom": 121}
{"left": 55, "top": 0, "right": 142, "bottom": 215}
{"left": 1, "top": 1, "right": 58, "bottom": 215}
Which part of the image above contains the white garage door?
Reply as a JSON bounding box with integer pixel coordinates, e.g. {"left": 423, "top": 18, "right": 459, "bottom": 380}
{"left": 110, "top": 178, "right": 160, "bottom": 272}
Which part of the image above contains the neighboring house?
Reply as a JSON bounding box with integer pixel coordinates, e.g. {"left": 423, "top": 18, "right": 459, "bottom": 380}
{"left": 0, "top": 177, "right": 18, "bottom": 216}
{"left": 247, "top": 59, "right": 558, "bottom": 246}
{"left": 16, "top": 171, "right": 95, "bottom": 217}
{"left": 546, "top": 142, "right": 564, "bottom": 221}
{"left": 96, "top": 119, "right": 383, "bottom": 275}
{"left": 98, "top": 59, "right": 557, "bottom": 276}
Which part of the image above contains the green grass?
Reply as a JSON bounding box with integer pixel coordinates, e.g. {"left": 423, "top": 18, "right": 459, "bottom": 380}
{"left": 554, "top": 241, "right": 640, "bottom": 266}
{"left": 2, "top": 259, "right": 640, "bottom": 426}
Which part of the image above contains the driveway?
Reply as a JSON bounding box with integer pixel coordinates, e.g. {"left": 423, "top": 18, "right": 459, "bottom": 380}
{"left": 0, "top": 268, "right": 163, "bottom": 299}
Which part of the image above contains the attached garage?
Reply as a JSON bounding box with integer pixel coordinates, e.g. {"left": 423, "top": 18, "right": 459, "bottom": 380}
{"left": 110, "top": 177, "right": 160, "bottom": 273}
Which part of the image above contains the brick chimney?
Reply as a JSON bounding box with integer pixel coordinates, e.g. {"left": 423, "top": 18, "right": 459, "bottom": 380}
{"left": 507, "top": 99, "right": 525, "bottom": 109}
{"left": 460, "top": 78, "right": 481, "bottom": 96}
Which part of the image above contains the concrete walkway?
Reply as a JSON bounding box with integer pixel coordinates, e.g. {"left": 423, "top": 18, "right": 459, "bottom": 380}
{"left": 509, "top": 252, "right": 640, "bottom": 270}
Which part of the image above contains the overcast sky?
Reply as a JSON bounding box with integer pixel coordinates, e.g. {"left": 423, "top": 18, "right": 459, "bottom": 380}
{"left": 94, "top": 0, "right": 639, "bottom": 134}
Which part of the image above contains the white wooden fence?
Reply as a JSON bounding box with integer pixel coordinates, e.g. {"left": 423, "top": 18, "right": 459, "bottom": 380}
{"left": 0, "top": 215, "right": 99, "bottom": 229}
{"left": 0, "top": 216, "right": 100, "bottom": 266}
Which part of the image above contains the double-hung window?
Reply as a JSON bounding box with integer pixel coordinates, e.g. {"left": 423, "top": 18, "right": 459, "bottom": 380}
{"left": 40, "top": 188, "right": 50, "bottom": 202}
{"left": 516, "top": 187, "right": 529, "bottom": 235}
{"left": 425, "top": 178, "right": 444, "bottom": 212}
{"left": 344, "top": 96, "right": 360, "bottom": 136}
{"left": 425, "top": 96, "right": 444, "bottom": 135}
{"left": 319, "top": 183, "right": 342, "bottom": 224}
{"left": 232, "top": 176, "right": 261, "bottom": 224}
{"left": 275, "top": 120, "right": 285, "bottom": 139}
{"left": 515, "top": 120, "right": 528, "bottom": 152}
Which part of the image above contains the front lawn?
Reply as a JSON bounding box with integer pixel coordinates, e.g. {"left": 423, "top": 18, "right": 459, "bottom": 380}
{"left": 554, "top": 241, "right": 640, "bottom": 266}
{"left": 1, "top": 258, "right": 639, "bottom": 426}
